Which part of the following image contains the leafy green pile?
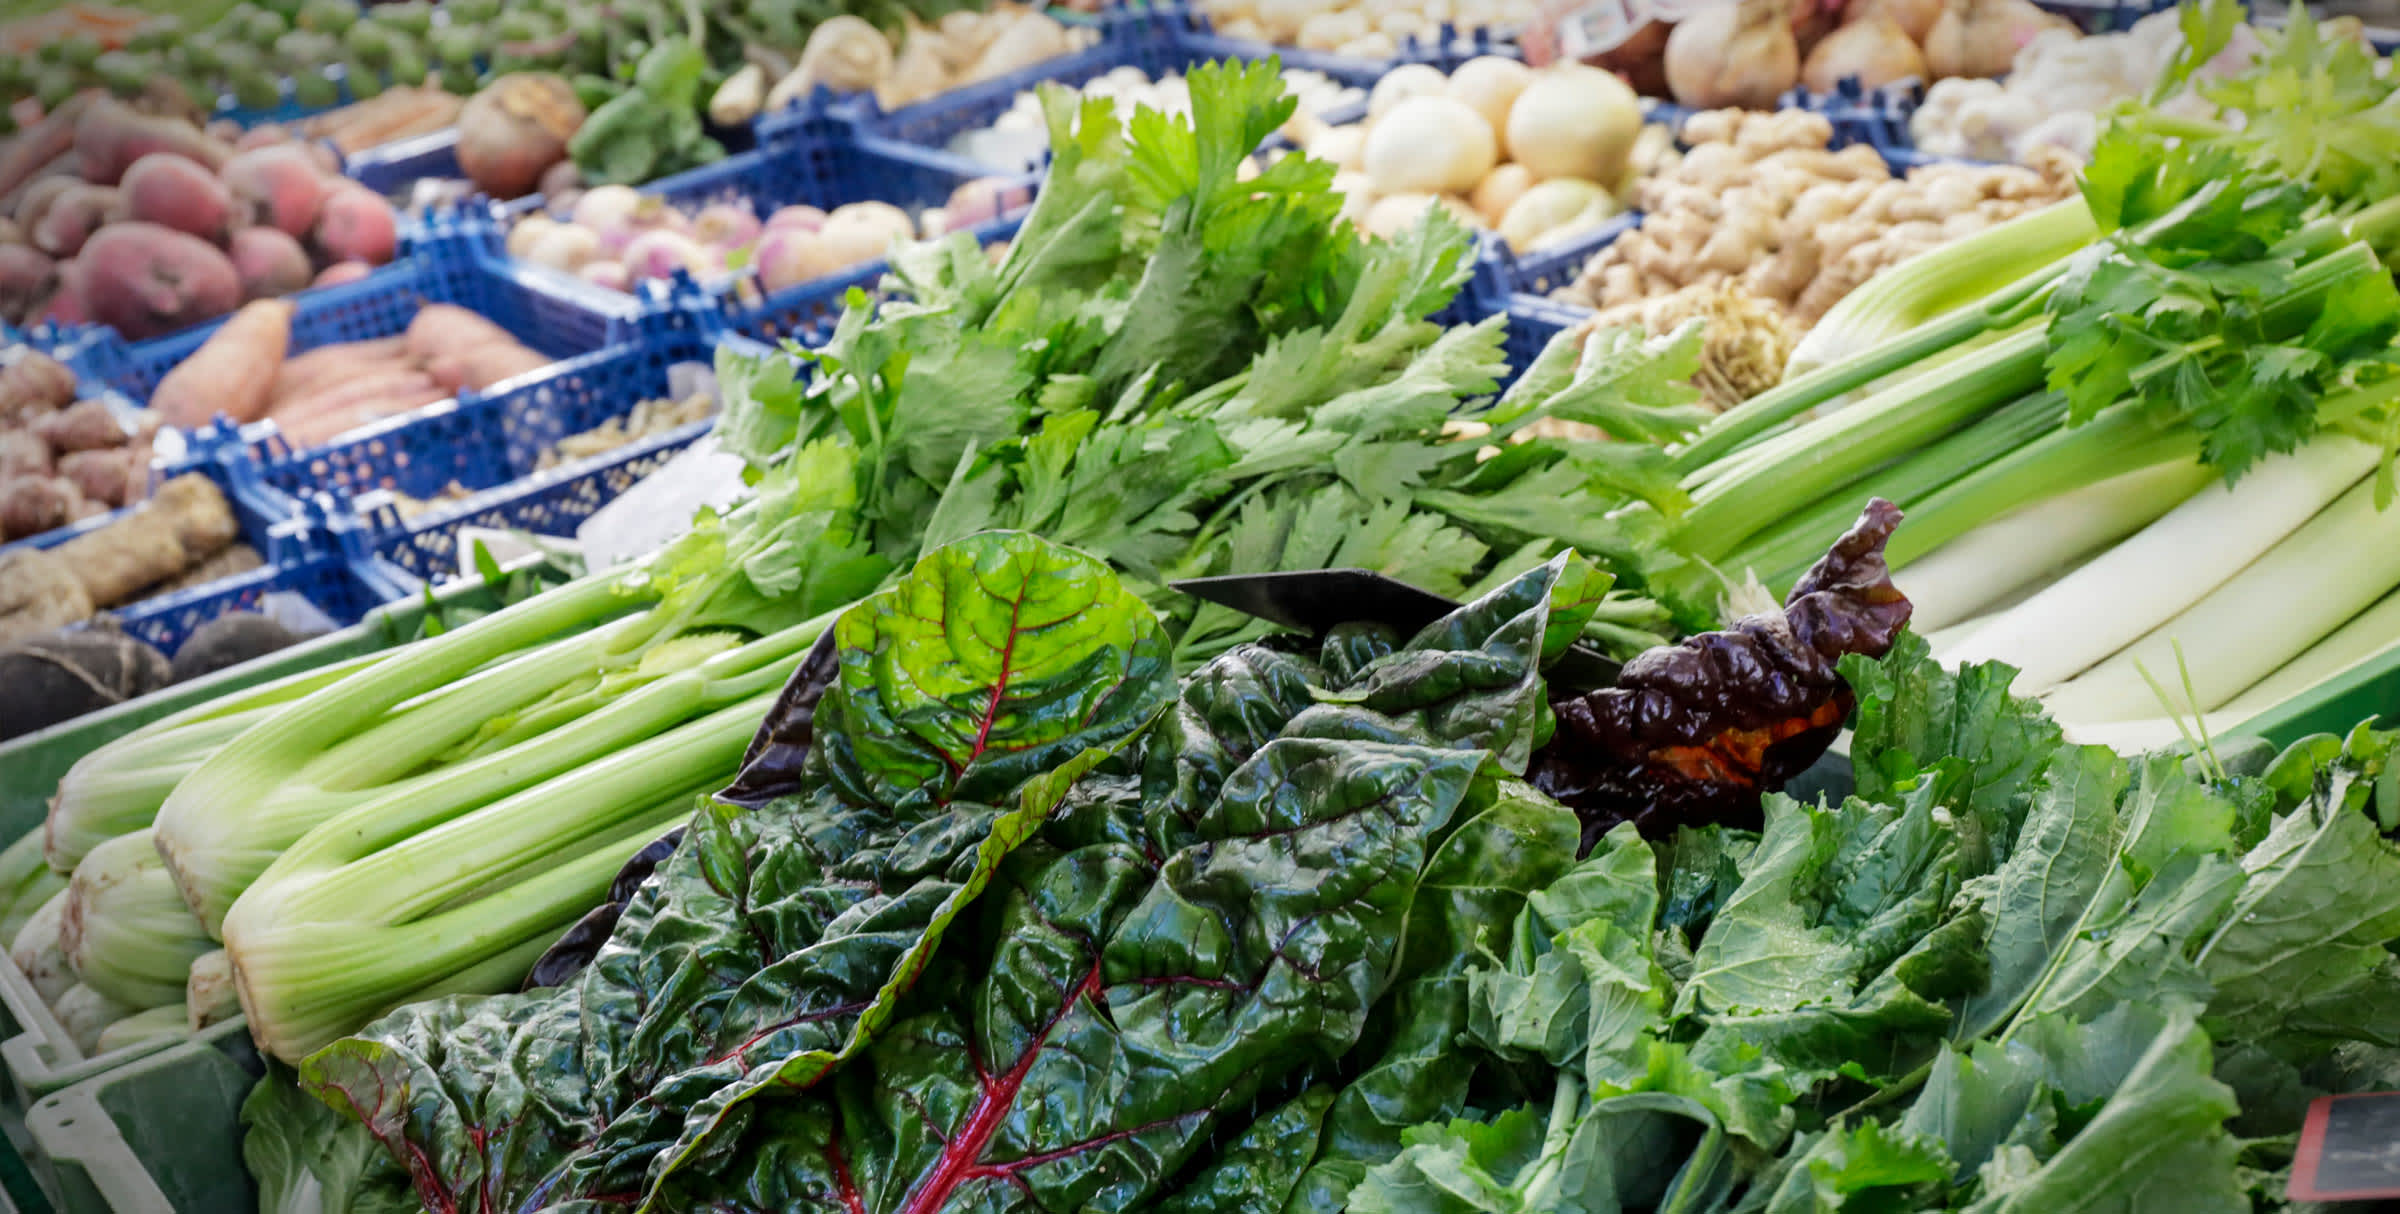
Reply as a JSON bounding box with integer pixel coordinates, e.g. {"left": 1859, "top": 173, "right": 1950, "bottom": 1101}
{"left": 1351, "top": 642, "right": 2400, "bottom": 1212}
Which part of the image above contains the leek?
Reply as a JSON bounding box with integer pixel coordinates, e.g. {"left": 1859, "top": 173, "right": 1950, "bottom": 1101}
{"left": 62, "top": 831, "right": 215, "bottom": 1009}
{"left": 1898, "top": 459, "right": 2216, "bottom": 634}
{"left": 2045, "top": 471, "right": 2400, "bottom": 724}
{"left": 1944, "top": 437, "right": 2379, "bottom": 695}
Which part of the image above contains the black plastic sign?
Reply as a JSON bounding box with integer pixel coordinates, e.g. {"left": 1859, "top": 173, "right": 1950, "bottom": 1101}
{"left": 2292, "top": 1093, "right": 2400, "bottom": 1202}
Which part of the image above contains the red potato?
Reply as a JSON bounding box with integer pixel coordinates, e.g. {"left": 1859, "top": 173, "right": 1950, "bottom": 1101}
{"left": 310, "top": 261, "right": 372, "bottom": 288}
{"left": 75, "top": 98, "right": 232, "bottom": 186}
{"left": 230, "top": 227, "right": 312, "bottom": 300}
{"left": 31, "top": 184, "right": 118, "bottom": 258}
{"left": 310, "top": 186, "right": 397, "bottom": 266}
{"left": 122, "top": 153, "right": 236, "bottom": 244}
{"left": 0, "top": 244, "right": 57, "bottom": 326}
{"left": 0, "top": 477, "right": 81, "bottom": 539}
{"left": 220, "top": 145, "right": 330, "bottom": 240}
{"left": 34, "top": 399, "right": 126, "bottom": 452}
{"left": 13, "top": 175, "right": 77, "bottom": 232}
{"left": 75, "top": 223, "right": 241, "bottom": 342}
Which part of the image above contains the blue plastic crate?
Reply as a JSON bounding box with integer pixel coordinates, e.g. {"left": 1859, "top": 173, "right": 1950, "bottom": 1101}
{"left": 342, "top": 326, "right": 782, "bottom": 584}
{"left": 342, "top": 128, "right": 462, "bottom": 198}
{"left": 1500, "top": 294, "right": 1589, "bottom": 390}
{"left": 50, "top": 221, "right": 635, "bottom": 406}
{"left": 107, "top": 549, "right": 407, "bottom": 654}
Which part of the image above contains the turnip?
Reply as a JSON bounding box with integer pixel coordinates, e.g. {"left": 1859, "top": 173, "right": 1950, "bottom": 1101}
{"left": 121, "top": 154, "right": 236, "bottom": 245}
{"left": 621, "top": 229, "right": 713, "bottom": 283}
{"left": 570, "top": 185, "right": 642, "bottom": 234}
{"left": 578, "top": 260, "right": 630, "bottom": 292}
{"left": 1471, "top": 163, "right": 1534, "bottom": 227}
{"left": 538, "top": 159, "right": 582, "bottom": 200}
{"left": 1497, "top": 178, "right": 1615, "bottom": 249}
{"left": 76, "top": 223, "right": 240, "bottom": 341}
{"left": 1363, "top": 192, "right": 1475, "bottom": 239}
{"left": 527, "top": 223, "right": 603, "bottom": 273}
{"left": 751, "top": 227, "right": 841, "bottom": 293}
{"left": 818, "top": 203, "right": 915, "bottom": 268}
{"left": 455, "top": 73, "right": 586, "bottom": 199}
{"left": 1507, "top": 65, "right": 1642, "bottom": 186}
{"left": 691, "top": 202, "right": 761, "bottom": 250}
{"left": 507, "top": 214, "right": 560, "bottom": 260}
{"left": 1331, "top": 171, "right": 1376, "bottom": 226}
{"left": 943, "top": 177, "right": 1030, "bottom": 231}
{"left": 230, "top": 227, "right": 312, "bottom": 301}
{"left": 221, "top": 145, "right": 329, "bottom": 239}
{"left": 32, "top": 185, "right": 118, "bottom": 259}
{"left": 311, "top": 185, "right": 398, "bottom": 266}
{"left": 765, "top": 204, "right": 828, "bottom": 234}
{"left": 1305, "top": 124, "right": 1366, "bottom": 171}
{"left": 1363, "top": 96, "right": 1494, "bottom": 197}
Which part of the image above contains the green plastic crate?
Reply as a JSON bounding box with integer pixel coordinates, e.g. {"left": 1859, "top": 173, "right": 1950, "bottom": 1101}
{"left": 25, "top": 1037, "right": 255, "bottom": 1214}
{"left": 2230, "top": 642, "right": 2400, "bottom": 749}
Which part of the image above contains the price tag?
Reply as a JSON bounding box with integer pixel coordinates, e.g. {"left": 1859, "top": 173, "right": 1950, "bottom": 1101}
{"left": 2291, "top": 1093, "right": 2400, "bottom": 1202}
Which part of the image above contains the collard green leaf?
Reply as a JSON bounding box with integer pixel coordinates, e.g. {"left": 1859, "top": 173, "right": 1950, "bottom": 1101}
{"left": 240, "top": 1072, "right": 417, "bottom": 1214}
{"left": 1469, "top": 824, "right": 1666, "bottom": 1089}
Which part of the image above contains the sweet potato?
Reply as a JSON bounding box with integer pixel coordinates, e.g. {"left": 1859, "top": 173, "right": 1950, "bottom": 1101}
{"left": 0, "top": 351, "right": 76, "bottom": 421}
{"left": 310, "top": 184, "right": 397, "bottom": 266}
{"left": 402, "top": 303, "right": 521, "bottom": 363}
{"left": 0, "top": 476, "right": 82, "bottom": 539}
{"left": 268, "top": 337, "right": 406, "bottom": 407}
{"left": 58, "top": 448, "right": 142, "bottom": 508}
{"left": 220, "top": 145, "right": 328, "bottom": 239}
{"left": 310, "top": 261, "right": 372, "bottom": 288}
{"left": 0, "top": 432, "right": 51, "bottom": 478}
{"left": 75, "top": 223, "right": 241, "bottom": 342}
{"left": 0, "top": 91, "right": 95, "bottom": 201}
{"left": 0, "top": 244, "right": 57, "bottom": 327}
{"left": 229, "top": 227, "right": 311, "bottom": 301}
{"left": 121, "top": 153, "right": 235, "bottom": 244}
{"left": 33, "top": 400, "right": 124, "bottom": 453}
{"left": 12, "top": 175, "right": 77, "bottom": 233}
{"left": 271, "top": 367, "right": 446, "bottom": 443}
{"left": 151, "top": 298, "right": 293, "bottom": 429}
{"left": 75, "top": 98, "right": 232, "bottom": 186}
{"left": 426, "top": 342, "right": 553, "bottom": 394}
{"left": 31, "top": 184, "right": 118, "bottom": 258}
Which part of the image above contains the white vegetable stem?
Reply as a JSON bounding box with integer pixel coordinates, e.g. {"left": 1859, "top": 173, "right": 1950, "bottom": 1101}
{"left": 1946, "top": 437, "right": 2378, "bottom": 697}
{"left": 1900, "top": 458, "right": 2214, "bottom": 634}
{"left": 2044, "top": 460, "right": 2400, "bottom": 724}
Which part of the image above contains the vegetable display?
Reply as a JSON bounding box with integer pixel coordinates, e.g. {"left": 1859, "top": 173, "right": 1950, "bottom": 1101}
{"left": 0, "top": 351, "right": 156, "bottom": 541}
{"left": 948, "top": 62, "right": 1363, "bottom": 172}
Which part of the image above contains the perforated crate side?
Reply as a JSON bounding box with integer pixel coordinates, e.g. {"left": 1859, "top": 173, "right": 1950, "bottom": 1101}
{"left": 1495, "top": 212, "right": 1640, "bottom": 300}
{"left": 255, "top": 326, "right": 725, "bottom": 504}
{"left": 344, "top": 128, "right": 464, "bottom": 197}
{"left": 645, "top": 144, "right": 822, "bottom": 215}
{"left": 1501, "top": 294, "right": 1591, "bottom": 390}
{"left": 369, "top": 423, "right": 716, "bottom": 582}
{"left": 109, "top": 555, "right": 400, "bottom": 654}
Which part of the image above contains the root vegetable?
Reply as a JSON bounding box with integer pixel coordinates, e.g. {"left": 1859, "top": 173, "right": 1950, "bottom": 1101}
{"left": 1666, "top": 0, "right": 1801, "bottom": 109}
{"left": 402, "top": 304, "right": 521, "bottom": 363}
{"left": 32, "top": 185, "right": 119, "bottom": 258}
{"left": 171, "top": 612, "right": 307, "bottom": 682}
{"left": 943, "top": 177, "right": 1029, "bottom": 230}
{"left": 0, "top": 245, "right": 58, "bottom": 326}
{"left": 1306, "top": 124, "right": 1366, "bottom": 171}
{"left": 1471, "top": 163, "right": 1535, "bottom": 227}
{"left": 1507, "top": 65, "right": 1642, "bottom": 185}
{"left": 751, "top": 228, "right": 840, "bottom": 293}
{"left": 967, "top": 12, "right": 1070, "bottom": 80}
{"left": 158, "top": 543, "right": 262, "bottom": 594}
{"left": 579, "top": 261, "right": 630, "bottom": 291}
{"left": 622, "top": 228, "right": 713, "bottom": 282}
{"left": 73, "top": 99, "right": 231, "bottom": 186}
{"left": 1803, "top": 15, "right": 1930, "bottom": 91}
{"left": 771, "top": 16, "right": 895, "bottom": 112}
{"left": 0, "top": 353, "right": 76, "bottom": 420}
{"left": 75, "top": 224, "right": 240, "bottom": 342}
{"left": 120, "top": 154, "right": 235, "bottom": 245}
{"left": 15, "top": 177, "right": 79, "bottom": 233}
{"left": 765, "top": 205, "right": 827, "bottom": 234}
{"left": 220, "top": 146, "right": 329, "bottom": 239}
{"left": 569, "top": 184, "right": 641, "bottom": 233}
{"left": 817, "top": 204, "right": 914, "bottom": 266}
{"left": 310, "top": 261, "right": 371, "bottom": 288}
{"left": 1849, "top": 0, "right": 1942, "bottom": 41}
{"left": 0, "top": 432, "right": 50, "bottom": 479}
{"left": 1363, "top": 95, "right": 1495, "bottom": 197}
{"left": 0, "top": 477, "right": 83, "bottom": 539}
{"left": 1367, "top": 63, "right": 1448, "bottom": 124}
{"left": 0, "top": 91, "right": 96, "bottom": 202}
{"left": 34, "top": 400, "right": 124, "bottom": 453}
{"left": 1363, "top": 192, "right": 1476, "bottom": 238}
{"left": 526, "top": 223, "right": 603, "bottom": 273}
{"left": 426, "top": 343, "right": 553, "bottom": 394}
{"left": 59, "top": 448, "right": 142, "bottom": 508}
{"left": 0, "top": 630, "right": 171, "bottom": 739}
{"left": 229, "top": 228, "right": 312, "bottom": 301}
{"left": 1923, "top": 0, "right": 2069, "bottom": 78}
{"left": 151, "top": 299, "right": 293, "bottom": 429}
{"left": 274, "top": 376, "right": 450, "bottom": 446}
{"left": 691, "top": 202, "right": 761, "bottom": 249}
{"left": 311, "top": 185, "right": 398, "bottom": 265}
{"left": 710, "top": 64, "right": 768, "bottom": 127}
{"left": 269, "top": 338, "right": 405, "bottom": 408}
{"left": 507, "top": 214, "right": 559, "bottom": 259}
{"left": 1497, "top": 177, "right": 1613, "bottom": 248}
{"left": 1446, "top": 57, "right": 1532, "bottom": 157}
{"left": 455, "top": 74, "right": 585, "bottom": 199}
